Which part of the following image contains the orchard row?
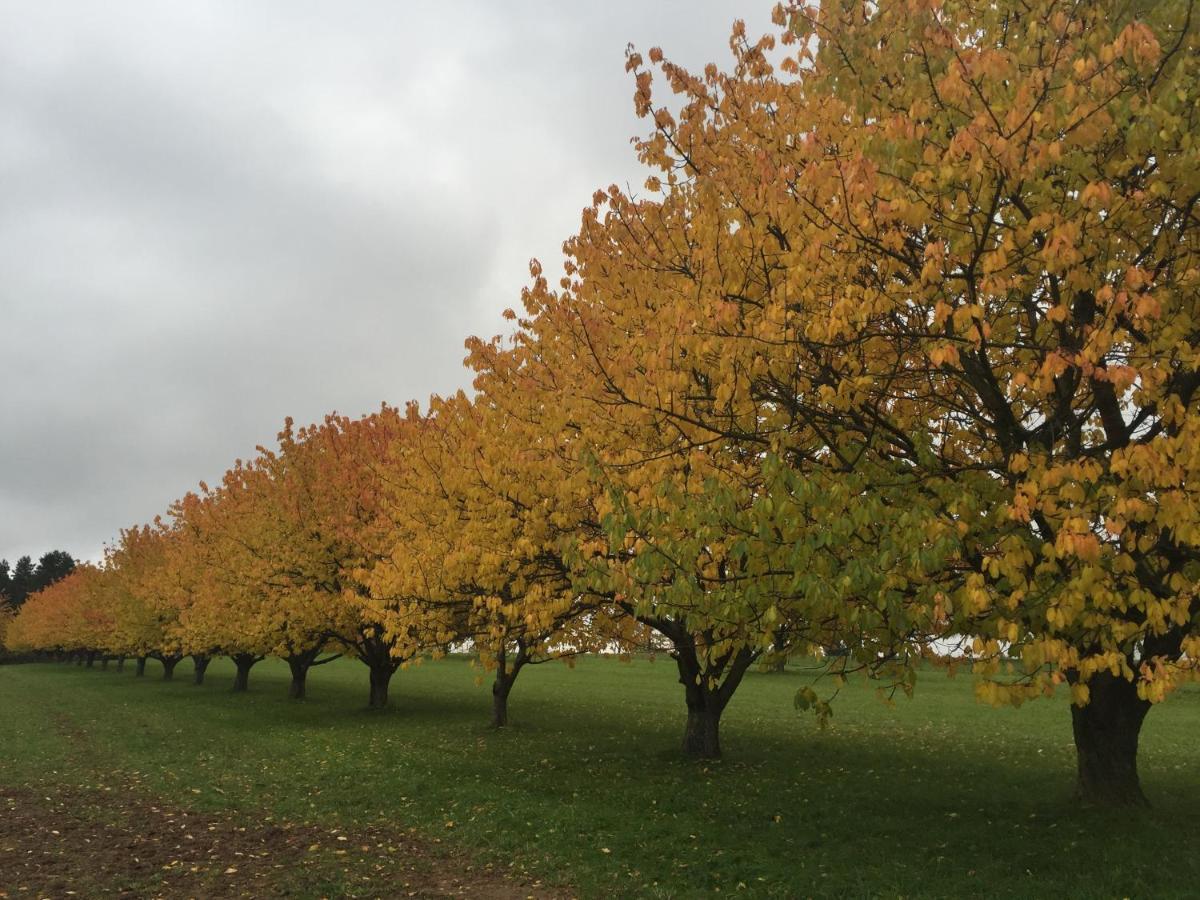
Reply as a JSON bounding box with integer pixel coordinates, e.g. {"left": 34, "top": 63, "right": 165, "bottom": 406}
{"left": 6, "top": 0, "right": 1198, "bottom": 808}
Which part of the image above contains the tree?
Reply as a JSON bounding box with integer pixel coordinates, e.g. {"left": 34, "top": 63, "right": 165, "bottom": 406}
{"left": 105, "top": 525, "right": 177, "bottom": 674}
{"left": 375, "top": 389, "right": 631, "bottom": 728}
{"left": 0, "top": 552, "right": 76, "bottom": 609}
{"left": 166, "top": 488, "right": 273, "bottom": 692}
{"left": 583, "top": 0, "right": 1199, "bottom": 801}
{"left": 6, "top": 566, "right": 112, "bottom": 663}
{"left": 0, "top": 598, "right": 13, "bottom": 656}
{"left": 269, "top": 408, "right": 442, "bottom": 708}
{"left": 9, "top": 556, "right": 35, "bottom": 608}
{"left": 170, "top": 453, "right": 350, "bottom": 698}
{"left": 463, "top": 290, "right": 888, "bottom": 758}
{"left": 35, "top": 551, "right": 76, "bottom": 591}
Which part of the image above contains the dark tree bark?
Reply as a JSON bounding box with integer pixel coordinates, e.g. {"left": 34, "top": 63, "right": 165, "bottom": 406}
{"left": 352, "top": 626, "right": 401, "bottom": 710}
{"left": 115, "top": 656, "right": 126, "bottom": 672}
{"left": 100, "top": 655, "right": 109, "bottom": 670}
{"left": 623, "top": 607, "right": 759, "bottom": 760}
{"left": 192, "top": 654, "right": 211, "bottom": 686}
{"left": 364, "top": 657, "right": 403, "bottom": 710}
{"left": 230, "top": 653, "right": 263, "bottom": 692}
{"left": 1070, "top": 671, "right": 1152, "bottom": 806}
{"left": 490, "top": 640, "right": 530, "bottom": 728}
{"left": 682, "top": 697, "right": 723, "bottom": 758}
{"left": 285, "top": 647, "right": 340, "bottom": 700}
{"left": 85, "top": 650, "right": 96, "bottom": 668}
{"left": 367, "top": 664, "right": 395, "bottom": 709}
{"left": 159, "top": 654, "right": 181, "bottom": 681}
{"left": 135, "top": 656, "right": 148, "bottom": 677}
{"left": 491, "top": 678, "right": 512, "bottom": 727}
{"left": 673, "top": 638, "right": 757, "bottom": 759}
{"left": 287, "top": 657, "right": 309, "bottom": 700}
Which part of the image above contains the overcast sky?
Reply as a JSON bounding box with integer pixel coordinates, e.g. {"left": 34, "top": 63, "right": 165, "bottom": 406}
{"left": 1, "top": 1, "right": 774, "bottom": 564}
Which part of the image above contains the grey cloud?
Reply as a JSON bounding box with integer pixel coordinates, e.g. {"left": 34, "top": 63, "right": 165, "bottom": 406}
{"left": 0, "top": 1, "right": 773, "bottom": 562}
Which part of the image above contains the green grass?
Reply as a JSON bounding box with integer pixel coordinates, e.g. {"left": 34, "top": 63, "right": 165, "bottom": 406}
{"left": 1, "top": 654, "right": 1197, "bottom": 898}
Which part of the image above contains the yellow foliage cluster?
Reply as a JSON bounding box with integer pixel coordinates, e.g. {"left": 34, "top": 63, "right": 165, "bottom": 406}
{"left": 9, "top": 1, "right": 1199, "bottom": 768}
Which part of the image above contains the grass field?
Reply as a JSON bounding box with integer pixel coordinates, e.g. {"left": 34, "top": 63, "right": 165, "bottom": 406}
{"left": 1, "top": 655, "right": 1197, "bottom": 898}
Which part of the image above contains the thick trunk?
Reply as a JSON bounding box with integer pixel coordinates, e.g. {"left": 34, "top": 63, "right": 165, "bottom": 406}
{"left": 287, "top": 657, "right": 310, "bottom": 700}
{"left": 85, "top": 650, "right": 96, "bottom": 668}
{"left": 1071, "top": 672, "right": 1151, "bottom": 807}
{"left": 682, "top": 699, "right": 724, "bottom": 759}
{"left": 100, "top": 656, "right": 109, "bottom": 670}
{"left": 489, "top": 643, "right": 528, "bottom": 728}
{"left": 192, "top": 655, "right": 211, "bottom": 686}
{"left": 670, "top": 638, "right": 756, "bottom": 760}
{"left": 230, "top": 654, "right": 260, "bottom": 692}
{"left": 160, "top": 656, "right": 180, "bottom": 681}
{"left": 135, "top": 656, "right": 148, "bottom": 677}
{"left": 356, "top": 628, "right": 399, "bottom": 710}
{"left": 491, "top": 675, "right": 513, "bottom": 728}
{"left": 284, "top": 647, "right": 339, "bottom": 699}
{"left": 116, "top": 656, "right": 126, "bottom": 672}
{"left": 368, "top": 664, "right": 394, "bottom": 709}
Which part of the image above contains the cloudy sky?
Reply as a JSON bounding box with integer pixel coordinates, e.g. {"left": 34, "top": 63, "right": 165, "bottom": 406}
{"left": 1, "top": 1, "right": 774, "bottom": 564}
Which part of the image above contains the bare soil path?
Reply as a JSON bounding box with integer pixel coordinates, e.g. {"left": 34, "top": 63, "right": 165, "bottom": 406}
{"left": 0, "top": 782, "right": 565, "bottom": 899}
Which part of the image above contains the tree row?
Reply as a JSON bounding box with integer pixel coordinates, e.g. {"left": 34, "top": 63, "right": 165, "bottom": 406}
{"left": 7, "top": 0, "right": 1199, "bottom": 807}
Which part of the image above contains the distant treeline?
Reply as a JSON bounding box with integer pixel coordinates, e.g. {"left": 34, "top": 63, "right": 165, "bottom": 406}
{"left": 0, "top": 551, "right": 75, "bottom": 609}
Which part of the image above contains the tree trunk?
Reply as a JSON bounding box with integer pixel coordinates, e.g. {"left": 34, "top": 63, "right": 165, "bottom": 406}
{"left": 230, "top": 653, "right": 260, "bottom": 692}
{"left": 489, "top": 642, "right": 528, "bottom": 728}
{"left": 284, "top": 647, "right": 338, "bottom": 700}
{"left": 161, "top": 655, "right": 180, "bottom": 681}
{"left": 355, "top": 628, "right": 400, "bottom": 710}
{"left": 116, "top": 656, "right": 126, "bottom": 672}
{"left": 682, "top": 697, "right": 724, "bottom": 758}
{"left": 192, "top": 655, "right": 211, "bottom": 686}
{"left": 85, "top": 650, "right": 96, "bottom": 668}
{"left": 368, "top": 664, "right": 394, "bottom": 709}
{"left": 135, "top": 656, "right": 148, "bottom": 677}
{"left": 287, "top": 656, "right": 310, "bottom": 700}
{"left": 1071, "top": 671, "right": 1151, "bottom": 806}
{"left": 670, "top": 638, "right": 756, "bottom": 760}
{"left": 100, "top": 655, "right": 109, "bottom": 670}
{"left": 491, "top": 674, "right": 513, "bottom": 727}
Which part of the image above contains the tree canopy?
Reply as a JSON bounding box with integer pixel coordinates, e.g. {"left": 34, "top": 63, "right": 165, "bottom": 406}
{"left": 8, "top": 0, "right": 1197, "bottom": 806}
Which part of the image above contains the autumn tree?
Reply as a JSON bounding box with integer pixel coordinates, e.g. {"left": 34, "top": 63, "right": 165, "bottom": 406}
{"left": 270, "top": 408, "right": 445, "bottom": 708}
{"left": 162, "top": 485, "right": 286, "bottom": 692}
{"left": 376, "top": 388, "right": 632, "bottom": 728}
{"left": 103, "top": 524, "right": 180, "bottom": 676}
{"left": 184, "top": 448, "right": 347, "bottom": 699}
{"left": 463, "top": 292, "right": 888, "bottom": 758}
{"left": 0, "top": 598, "right": 14, "bottom": 657}
{"left": 573, "top": 0, "right": 1200, "bottom": 802}
{"left": 7, "top": 566, "right": 112, "bottom": 665}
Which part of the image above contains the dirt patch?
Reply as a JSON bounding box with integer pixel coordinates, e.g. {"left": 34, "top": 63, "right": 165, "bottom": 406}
{"left": 0, "top": 783, "right": 567, "bottom": 899}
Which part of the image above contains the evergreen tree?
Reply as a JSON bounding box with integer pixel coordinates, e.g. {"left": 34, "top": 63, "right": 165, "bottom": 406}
{"left": 10, "top": 557, "right": 34, "bottom": 608}
{"left": 34, "top": 551, "right": 76, "bottom": 593}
